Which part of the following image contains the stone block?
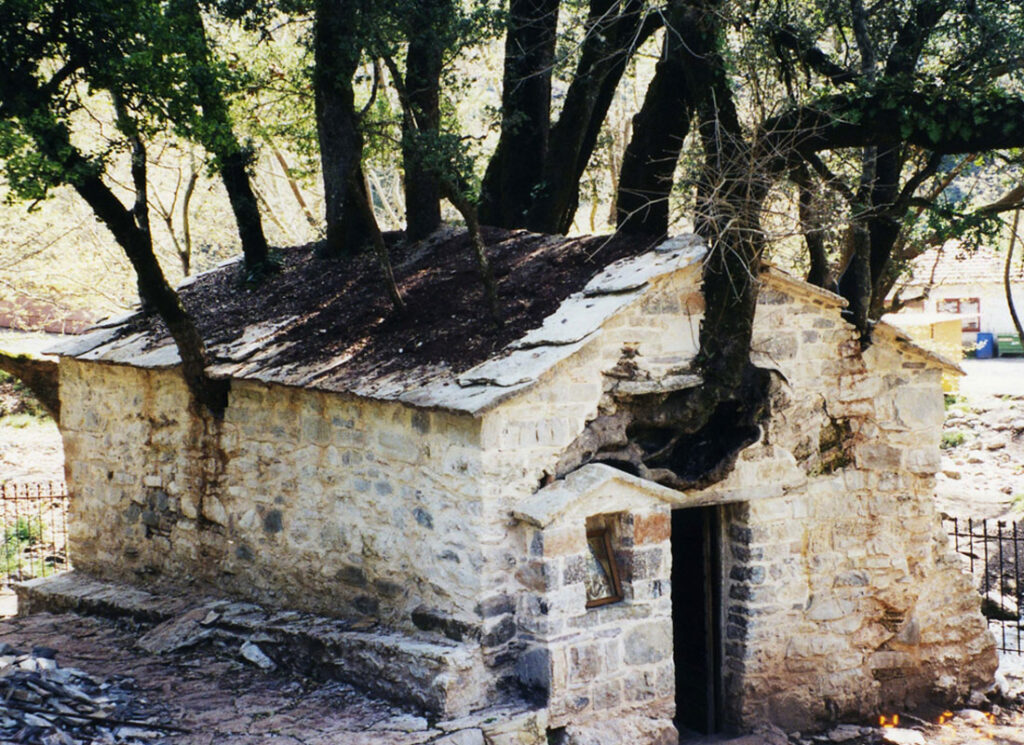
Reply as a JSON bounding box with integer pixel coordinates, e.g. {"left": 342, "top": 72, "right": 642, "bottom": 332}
{"left": 904, "top": 448, "right": 940, "bottom": 475}
{"left": 541, "top": 527, "right": 586, "bottom": 558}
{"left": 856, "top": 443, "right": 902, "bottom": 471}
{"left": 806, "top": 595, "right": 854, "bottom": 621}
{"left": 623, "top": 621, "right": 671, "bottom": 665}
{"left": 628, "top": 548, "right": 664, "bottom": 581}
{"left": 477, "top": 593, "right": 515, "bottom": 619}
{"left": 202, "top": 496, "right": 229, "bottom": 527}
{"left": 516, "top": 647, "right": 551, "bottom": 694}
{"left": 434, "top": 729, "right": 486, "bottom": 745}
{"left": 633, "top": 513, "right": 670, "bottom": 545}
{"left": 569, "top": 642, "right": 602, "bottom": 681}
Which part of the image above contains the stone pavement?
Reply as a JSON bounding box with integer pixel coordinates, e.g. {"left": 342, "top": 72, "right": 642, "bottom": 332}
{"left": 0, "top": 611, "right": 532, "bottom": 744}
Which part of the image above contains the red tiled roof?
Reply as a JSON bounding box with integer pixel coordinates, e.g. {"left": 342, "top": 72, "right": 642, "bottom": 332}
{"left": 0, "top": 296, "right": 95, "bottom": 334}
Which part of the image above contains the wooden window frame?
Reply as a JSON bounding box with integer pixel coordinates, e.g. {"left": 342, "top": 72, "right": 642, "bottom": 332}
{"left": 584, "top": 527, "right": 624, "bottom": 608}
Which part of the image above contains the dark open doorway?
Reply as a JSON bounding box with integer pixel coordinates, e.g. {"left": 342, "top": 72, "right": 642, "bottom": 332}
{"left": 672, "top": 505, "right": 723, "bottom": 737}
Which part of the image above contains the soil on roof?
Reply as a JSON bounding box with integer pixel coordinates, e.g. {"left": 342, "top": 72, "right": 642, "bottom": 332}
{"left": 126, "top": 227, "right": 662, "bottom": 380}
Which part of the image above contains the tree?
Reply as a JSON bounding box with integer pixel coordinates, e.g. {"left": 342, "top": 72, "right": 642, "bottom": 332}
{"left": 312, "top": 0, "right": 373, "bottom": 256}
{"left": 479, "top": 0, "right": 659, "bottom": 233}
{"left": 0, "top": 0, "right": 227, "bottom": 415}
{"left": 7, "top": 0, "right": 1024, "bottom": 488}
{"left": 165, "top": 0, "right": 271, "bottom": 272}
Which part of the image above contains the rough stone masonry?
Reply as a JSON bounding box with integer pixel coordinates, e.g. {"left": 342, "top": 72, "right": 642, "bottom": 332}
{"left": 45, "top": 234, "right": 996, "bottom": 743}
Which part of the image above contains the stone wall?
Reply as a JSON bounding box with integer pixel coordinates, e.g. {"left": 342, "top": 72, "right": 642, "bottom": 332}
{"left": 58, "top": 259, "right": 996, "bottom": 738}
{"left": 509, "top": 470, "right": 678, "bottom": 735}
{"left": 60, "top": 362, "right": 489, "bottom": 633}
{"left": 482, "top": 269, "right": 995, "bottom": 733}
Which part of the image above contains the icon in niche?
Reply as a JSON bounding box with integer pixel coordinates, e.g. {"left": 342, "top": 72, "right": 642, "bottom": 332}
{"left": 584, "top": 527, "right": 623, "bottom": 607}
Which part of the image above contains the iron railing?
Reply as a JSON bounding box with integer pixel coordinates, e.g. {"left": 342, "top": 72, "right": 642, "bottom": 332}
{"left": 944, "top": 516, "right": 1024, "bottom": 654}
{"left": 1, "top": 481, "right": 70, "bottom": 587}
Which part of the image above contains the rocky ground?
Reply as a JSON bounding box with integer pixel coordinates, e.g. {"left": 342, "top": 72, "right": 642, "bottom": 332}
{"left": 935, "top": 359, "right": 1024, "bottom": 521}
{"left": 1, "top": 610, "right": 1024, "bottom": 745}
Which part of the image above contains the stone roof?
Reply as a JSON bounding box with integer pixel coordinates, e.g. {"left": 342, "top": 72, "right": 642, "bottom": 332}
{"left": 51, "top": 231, "right": 958, "bottom": 413}
{"left": 50, "top": 233, "right": 707, "bottom": 415}
{"left": 873, "top": 320, "right": 965, "bottom": 375}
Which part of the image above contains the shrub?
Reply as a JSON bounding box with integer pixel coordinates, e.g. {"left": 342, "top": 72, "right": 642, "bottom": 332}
{"left": 940, "top": 430, "right": 967, "bottom": 449}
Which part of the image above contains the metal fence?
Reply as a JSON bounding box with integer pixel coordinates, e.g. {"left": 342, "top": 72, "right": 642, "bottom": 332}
{"left": 1, "top": 481, "right": 70, "bottom": 587}
{"left": 944, "top": 516, "right": 1024, "bottom": 654}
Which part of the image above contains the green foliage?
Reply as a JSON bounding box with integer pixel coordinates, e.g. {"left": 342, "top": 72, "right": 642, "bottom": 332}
{"left": 944, "top": 393, "right": 967, "bottom": 411}
{"left": 1, "top": 516, "right": 46, "bottom": 578}
{"left": 940, "top": 430, "right": 967, "bottom": 450}
{"left": 1012, "top": 492, "right": 1024, "bottom": 513}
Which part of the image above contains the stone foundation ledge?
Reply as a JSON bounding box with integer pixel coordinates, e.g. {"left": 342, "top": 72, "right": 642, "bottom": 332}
{"left": 15, "top": 572, "right": 492, "bottom": 719}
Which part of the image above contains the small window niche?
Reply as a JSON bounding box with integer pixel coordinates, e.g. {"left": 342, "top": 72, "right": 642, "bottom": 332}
{"left": 584, "top": 516, "right": 623, "bottom": 608}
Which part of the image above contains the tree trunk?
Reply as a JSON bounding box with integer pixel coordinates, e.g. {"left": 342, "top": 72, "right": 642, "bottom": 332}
{"left": 350, "top": 172, "right": 405, "bottom": 312}
{"left": 478, "top": 0, "right": 559, "bottom": 228}
{"left": 793, "top": 167, "right": 831, "bottom": 289}
{"left": 441, "top": 182, "right": 502, "bottom": 325}
{"left": 615, "top": 2, "right": 696, "bottom": 237}
{"left": 526, "top": 0, "right": 655, "bottom": 233}
{"left": 837, "top": 215, "right": 873, "bottom": 337}
{"left": 169, "top": 0, "right": 269, "bottom": 271}
{"left": 402, "top": 0, "right": 449, "bottom": 240}
{"left": 47, "top": 128, "right": 224, "bottom": 415}
{"left": 314, "top": 0, "right": 370, "bottom": 256}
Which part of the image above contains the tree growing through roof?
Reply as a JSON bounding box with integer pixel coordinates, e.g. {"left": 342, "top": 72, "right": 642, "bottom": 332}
{"left": 5, "top": 0, "right": 1024, "bottom": 486}
{"left": 0, "top": 0, "right": 258, "bottom": 415}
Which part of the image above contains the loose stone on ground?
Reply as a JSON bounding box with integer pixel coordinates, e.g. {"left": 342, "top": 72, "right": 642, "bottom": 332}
{"left": 0, "top": 612, "right": 538, "bottom": 745}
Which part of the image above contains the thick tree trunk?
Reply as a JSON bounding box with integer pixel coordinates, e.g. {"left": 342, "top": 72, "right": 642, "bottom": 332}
{"left": 556, "top": 0, "right": 774, "bottom": 492}
{"left": 73, "top": 170, "right": 227, "bottom": 416}
{"left": 28, "top": 101, "right": 226, "bottom": 416}
{"left": 0, "top": 354, "right": 59, "bottom": 421}
{"left": 615, "top": 1, "right": 697, "bottom": 237}
{"left": 793, "top": 166, "right": 831, "bottom": 289}
{"left": 478, "top": 0, "right": 559, "bottom": 228}
{"left": 402, "top": 0, "right": 448, "bottom": 241}
{"left": 314, "top": 0, "right": 369, "bottom": 256}
{"left": 219, "top": 150, "right": 270, "bottom": 269}
{"left": 170, "top": 0, "right": 269, "bottom": 271}
{"left": 837, "top": 216, "right": 873, "bottom": 336}
{"left": 526, "top": 0, "right": 655, "bottom": 233}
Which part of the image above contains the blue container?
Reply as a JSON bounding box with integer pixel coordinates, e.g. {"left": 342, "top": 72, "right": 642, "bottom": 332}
{"left": 976, "top": 332, "right": 995, "bottom": 359}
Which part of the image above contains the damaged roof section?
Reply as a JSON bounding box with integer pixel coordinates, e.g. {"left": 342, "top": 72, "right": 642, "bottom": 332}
{"left": 52, "top": 229, "right": 706, "bottom": 414}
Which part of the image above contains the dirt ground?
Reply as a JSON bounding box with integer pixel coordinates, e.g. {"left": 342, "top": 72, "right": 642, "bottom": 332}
{"left": 0, "top": 416, "right": 64, "bottom": 482}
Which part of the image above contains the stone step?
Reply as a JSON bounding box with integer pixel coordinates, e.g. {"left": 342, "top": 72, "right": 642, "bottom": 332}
{"left": 16, "top": 572, "right": 491, "bottom": 718}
